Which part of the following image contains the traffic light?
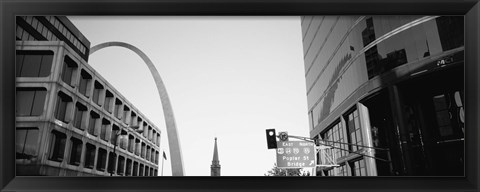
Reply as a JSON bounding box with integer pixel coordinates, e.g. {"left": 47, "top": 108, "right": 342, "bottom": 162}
{"left": 266, "top": 129, "right": 277, "bottom": 149}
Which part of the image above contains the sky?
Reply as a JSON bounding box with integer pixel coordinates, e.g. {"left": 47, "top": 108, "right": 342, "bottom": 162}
{"left": 68, "top": 16, "right": 309, "bottom": 176}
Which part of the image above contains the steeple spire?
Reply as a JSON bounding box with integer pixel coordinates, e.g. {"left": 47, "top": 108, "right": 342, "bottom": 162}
{"left": 211, "top": 137, "right": 221, "bottom": 176}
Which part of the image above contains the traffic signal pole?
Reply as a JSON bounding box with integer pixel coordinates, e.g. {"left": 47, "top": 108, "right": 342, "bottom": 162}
{"left": 266, "top": 129, "right": 391, "bottom": 176}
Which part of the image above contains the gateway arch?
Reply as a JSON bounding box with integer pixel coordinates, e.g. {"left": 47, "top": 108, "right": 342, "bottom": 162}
{"left": 90, "top": 41, "right": 184, "bottom": 176}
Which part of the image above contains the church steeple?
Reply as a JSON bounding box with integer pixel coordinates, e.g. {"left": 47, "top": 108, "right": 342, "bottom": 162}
{"left": 211, "top": 137, "right": 221, "bottom": 176}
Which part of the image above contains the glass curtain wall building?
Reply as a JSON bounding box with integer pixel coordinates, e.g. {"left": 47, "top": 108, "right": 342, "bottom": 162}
{"left": 301, "top": 16, "right": 464, "bottom": 176}
{"left": 15, "top": 16, "right": 161, "bottom": 176}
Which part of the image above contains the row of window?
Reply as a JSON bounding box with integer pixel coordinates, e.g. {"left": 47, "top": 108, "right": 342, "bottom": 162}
{"left": 18, "top": 16, "right": 87, "bottom": 54}
{"left": 58, "top": 54, "right": 161, "bottom": 147}
{"left": 15, "top": 87, "right": 160, "bottom": 165}
{"left": 16, "top": 24, "right": 38, "bottom": 41}
{"left": 322, "top": 158, "right": 367, "bottom": 176}
{"left": 316, "top": 108, "right": 366, "bottom": 175}
{"left": 54, "top": 90, "right": 160, "bottom": 164}
{"left": 15, "top": 50, "right": 161, "bottom": 147}
{"left": 47, "top": 130, "right": 158, "bottom": 176}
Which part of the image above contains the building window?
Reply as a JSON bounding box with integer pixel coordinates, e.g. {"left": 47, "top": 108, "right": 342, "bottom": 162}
{"left": 92, "top": 81, "right": 104, "bottom": 106}
{"left": 130, "top": 112, "right": 137, "bottom": 127}
{"left": 16, "top": 87, "right": 47, "bottom": 116}
{"left": 128, "top": 135, "right": 135, "bottom": 153}
{"left": 139, "top": 164, "right": 144, "bottom": 176}
{"left": 117, "top": 155, "right": 125, "bottom": 175}
{"left": 431, "top": 94, "right": 457, "bottom": 137}
{"left": 350, "top": 158, "right": 367, "bottom": 176}
{"left": 16, "top": 127, "right": 39, "bottom": 160}
{"left": 108, "top": 152, "right": 116, "bottom": 174}
{"left": 48, "top": 130, "right": 66, "bottom": 162}
{"left": 133, "top": 162, "right": 139, "bottom": 176}
{"left": 142, "top": 123, "right": 148, "bottom": 138}
{"left": 78, "top": 69, "right": 92, "bottom": 97}
{"left": 119, "top": 133, "right": 128, "bottom": 150}
{"left": 88, "top": 111, "right": 100, "bottom": 136}
{"left": 146, "top": 146, "right": 151, "bottom": 161}
{"left": 436, "top": 16, "right": 464, "bottom": 51}
{"left": 73, "top": 102, "right": 87, "bottom": 130}
{"left": 145, "top": 166, "right": 150, "bottom": 176}
{"left": 150, "top": 167, "right": 154, "bottom": 176}
{"left": 148, "top": 126, "right": 153, "bottom": 141}
{"left": 126, "top": 159, "right": 132, "bottom": 176}
{"left": 123, "top": 106, "right": 130, "bottom": 125}
{"left": 345, "top": 108, "right": 363, "bottom": 152}
{"left": 321, "top": 120, "right": 348, "bottom": 159}
{"left": 141, "top": 142, "right": 146, "bottom": 158}
{"left": 151, "top": 149, "right": 156, "bottom": 163}
{"left": 100, "top": 118, "right": 110, "bottom": 141}
{"left": 152, "top": 130, "right": 157, "bottom": 145}
{"left": 104, "top": 90, "right": 114, "bottom": 113}
{"left": 54, "top": 91, "right": 72, "bottom": 123}
{"left": 157, "top": 133, "right": 161, "bottom": 147}
{"left": 84, "top": 143, "right": 96, "bottom": 169}
{"left": 96, "top": 148, "right": 107, "bottom": 171}
{"left": 135, "top": 139, "right": 141, "bottom": 156}
{"left": 16, "top": 50, "right": 53, "bottom": 77}
{"left": 61, "top": 56, "right": 78, "bottom": 87}
{"left": 110, "top": 124, "right": 120, "bottom": 145}
{"left": 114, "top": 99, "right": 123, "bottom": 120}
{"left": 69, "top": 137, "right": 83, "bottom": 166}
{"left": 155, "top": 151, "right": 159, "bottom": 164}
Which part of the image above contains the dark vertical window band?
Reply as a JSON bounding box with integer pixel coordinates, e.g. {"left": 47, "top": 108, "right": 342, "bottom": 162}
{"left": 16, "top": 87, "right": 47, "bottom": 116}
{"left": 48, "top": 130, "right": 66, "bottom": 162}
{"left": 92, "top": 81, "right": 104, "bottom": 106}
{"left": 96, "top": 148, "right": 107, "bottom": 171}
{"left": 114, "top": 99, "right": 123, "bottom": 120}
{"left": 126, "top": 159, "right": 132, "bottom": 176}
{"left": 73, "top": 102, "right": 87, "bottom": 130}
{"left": 110, "top": 124, "right": 120, "bottom": 145}
{"left": 88, "top": 111, "right": 100, "bottom": 136}
{"left": 61, "top": 56, "right": 78, "bottom": 87}
{"left": 345, "top": 108, "right": 362, "bottom": 152}
{"left": 100, "top": 118, "right": 110, "bottom": 141}
{"left": 16, "top": 50, "right": 53, "bottom": 77}
{"left": 54, "top": 91, "right": 72, "bottom": 123}
{"left": 84, "top": 143, "right": 96, "bottom": 169}
{"left": 133, "top": 161, "right": 139, "bottom": 176}
{"left": 435, "top": 16, "right": 464, "bottom": 51}
{"left": 104, "top": 90, "right": 114, "bottom": 113}
{"left": 107, "top": 152, "right": 116, "bottom": 174}
{"left": 78, "top": 69, "right": 92, "bottom": 97}
{"left": 15, "top": 127, "right": 39, "bottom": 160}
{"left": 68, "top": 137, "right": 82, "bottom": 166}
{"left": 117, "top": 155, "right": 125, "bottom": 175}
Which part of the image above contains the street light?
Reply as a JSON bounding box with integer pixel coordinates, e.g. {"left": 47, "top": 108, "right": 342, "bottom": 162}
{"left": 110, "top": 126, "right": 143, "bottom": 176}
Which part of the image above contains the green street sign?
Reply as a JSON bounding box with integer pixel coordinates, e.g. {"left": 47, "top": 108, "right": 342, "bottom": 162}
{"left": 276, "top": 141, "right": 315, "bottom": 168}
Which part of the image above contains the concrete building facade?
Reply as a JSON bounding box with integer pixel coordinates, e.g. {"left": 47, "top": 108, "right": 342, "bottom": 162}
{"left": 301, "top": 16, "right": 464, "bottom": 176}
{"left": 15, "top": 16, "right": 161, "bottom": 176}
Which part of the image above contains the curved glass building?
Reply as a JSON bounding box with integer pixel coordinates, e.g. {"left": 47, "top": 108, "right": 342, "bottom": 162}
{"left": 301, "top": 16, "right": 464, "bottom": 176}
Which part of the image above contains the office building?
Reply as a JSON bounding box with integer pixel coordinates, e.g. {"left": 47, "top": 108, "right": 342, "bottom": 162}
{"left": 301, "top": 16, "right": 464, "bottom": 176}
{"left": 15, "top": 16, "right": 162, "bottom": 176}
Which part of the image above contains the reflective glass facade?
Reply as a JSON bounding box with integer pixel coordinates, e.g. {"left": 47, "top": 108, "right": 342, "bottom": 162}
{"left": 301, "top": 16, "right": 464, "bottom": 176}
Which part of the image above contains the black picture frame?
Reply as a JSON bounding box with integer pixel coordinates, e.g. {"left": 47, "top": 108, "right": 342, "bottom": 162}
{"left": 1, "top": 0, "right": 479, "bottom": 192}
